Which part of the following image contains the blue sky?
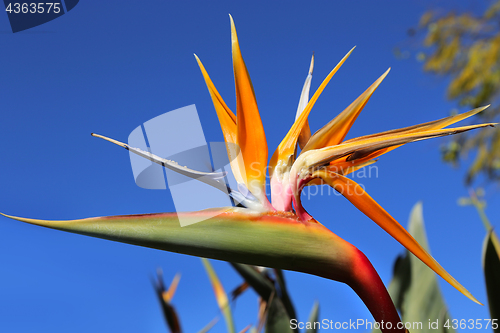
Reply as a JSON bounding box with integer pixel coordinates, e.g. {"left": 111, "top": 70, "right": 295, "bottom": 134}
{"left": 1, "top": 1, "right": 499, "bottom": 332}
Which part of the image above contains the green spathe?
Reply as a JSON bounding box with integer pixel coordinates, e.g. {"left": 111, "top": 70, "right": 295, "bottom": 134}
{"left": 1, "top": 208, "right": 405, "bottom": 333}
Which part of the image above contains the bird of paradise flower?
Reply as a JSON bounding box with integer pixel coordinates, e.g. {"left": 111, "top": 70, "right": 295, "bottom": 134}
{"left": 2, "top": 15, "right": 495, "bottom": 333}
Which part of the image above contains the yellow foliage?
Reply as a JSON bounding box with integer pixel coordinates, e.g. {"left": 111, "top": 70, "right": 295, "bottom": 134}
{"left": 419, "top": 1, "right": 500, "bottom": 184}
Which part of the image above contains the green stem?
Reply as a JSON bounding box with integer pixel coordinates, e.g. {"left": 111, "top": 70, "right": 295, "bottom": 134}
{"left": 468, "top": 189, "right": 500, "bottom": 255}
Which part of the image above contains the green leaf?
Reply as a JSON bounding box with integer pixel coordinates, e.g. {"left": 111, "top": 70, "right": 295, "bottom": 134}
{"left": 482, "top": 230, "right": 500, "bottom": 332}
{"left": 0, "top": 209, "right": 404, "bottom": 330}
{"left": 386, "top": 254, "right": 411, "bottom": 312}
{"left": 265, "top": 296, "right": 293, "bottom": 333}
{"left": 374, "top": 202, "right": 456, "bottom": 333}
{"left": 274, "top": 269, "right": 297, "bottom": 325}
{"left": 197, "top": 318, "right": 219, "bottom": 333}
{"left": 230, "top": 264, "right": 299, "bottom": 332}
{"left": 230, "top": 263, "right": 274, "bottom": 300}
{"left": 202, "top": 258, "right": 236, "bottom": 333}
{"left": 305, "top": 301, "right": 320, "bottom": 333}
